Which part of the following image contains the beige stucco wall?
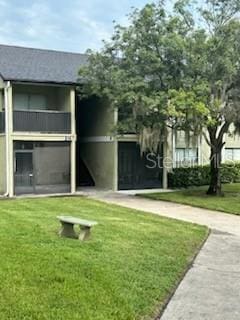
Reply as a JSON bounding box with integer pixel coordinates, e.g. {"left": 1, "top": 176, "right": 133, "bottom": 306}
{"left": 173, "top": 126, "right": 240, "bottom": 167}
{"left": 0, "top": 135, "right": 6, "bottom": 194}
{"left": 0, "top": 77, "right": 4, "bottom": 89}
{"left": 79, "top": 141, "right": 116, "bottom": 190}
{"left": 199, "top": 137, "right": 211, "bottom": 164}
{"left": 77, "top": 97, "right": 117, "bottom": 190}
{"left": 200, "top": 126, "right": 240, "bottom": 164}
{"left": 12, "top": 83, "right": 71, "bottom": 112}
{"left": 175, "top": 131, "right": 199, "bottom": 148}
{"left": 225, "top": 136, "right": 240, "bottom": 148}
{"left": 58, "top": 87, "right": 71, "bottom": 111}
{"left": 0, "top": 89, "right": 4, "bottom": 111}
{"left": 225, "top": 125, "right": 240, "bottom": 148}
{"left": 78, "top": 97, "right": 114, "bottom": 137}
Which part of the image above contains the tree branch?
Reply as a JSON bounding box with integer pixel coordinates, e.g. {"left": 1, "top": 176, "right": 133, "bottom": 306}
{"left": 202, "top": 131, "right": 212, "bottom": 147}
{"left": 217, "top": 121, "right": 230, "bottom": 146}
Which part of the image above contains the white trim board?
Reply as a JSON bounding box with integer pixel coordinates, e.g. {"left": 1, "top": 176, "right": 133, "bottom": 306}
{"left": 79, "top": 136, "right": 115, "bottom": 143}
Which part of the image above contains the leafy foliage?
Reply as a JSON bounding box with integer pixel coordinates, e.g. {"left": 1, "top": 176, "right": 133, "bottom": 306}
{"left": 169, "top": 162, "right": 240, "bottom": 188}
{"left": 79, "top": 2, "right": 190, "bottom": 151}
{"left": 79, "top": 0, "right": 240, "bottom": 194}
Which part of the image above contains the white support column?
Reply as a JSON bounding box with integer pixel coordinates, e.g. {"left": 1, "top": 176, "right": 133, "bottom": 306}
{"left": 172, "top": 129, "right": 176, "bottom": 168}
{"left": 198, "top": 135, "right": 202, "bottom": 166}
{"left": 71, "top": 138, "right": 76, "bottom": 193}
{"left": 162, "top": 140, "right": 168, "bottom": 189}
{"left": 113, "top": 108, "right": 118, "bottom": 191}
{"left": 70, "top": 88, "right": 76, "bottom": 194}
{"left": 6, "top": 83, "right": 14, "bottom": 197}
{"left": 113, "top": 140, "right": 118, "bottom": 191}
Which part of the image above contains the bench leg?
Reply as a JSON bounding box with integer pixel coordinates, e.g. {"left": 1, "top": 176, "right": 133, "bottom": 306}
{"left": 59, "top": 222, "right": 77, "bottom": 239}
{"left": 79, "top": 226, "right": 91, "bottom": 241}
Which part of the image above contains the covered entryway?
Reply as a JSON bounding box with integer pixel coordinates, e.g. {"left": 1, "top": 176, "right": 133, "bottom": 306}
{"left": 76, "top": 157, "right": 95, "bottom": 187}
{"left": 76, "top": 95, "right": 115, "bottom": 190}
{"left": 14, "top": 141, "right": 71, "bottom": 195}
{"left": 118, "top": 142, "right": 163, "bottom": 190}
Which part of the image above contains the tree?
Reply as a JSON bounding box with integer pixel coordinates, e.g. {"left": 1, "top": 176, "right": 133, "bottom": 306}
{"left": 169, "top": 0, "right": 240, "bottom": 195}
{"left": 79, "top": 0, "right": 240, "bottom": 196}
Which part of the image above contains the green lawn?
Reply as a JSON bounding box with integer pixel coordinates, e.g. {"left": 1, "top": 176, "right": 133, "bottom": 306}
{"left": 140, "top": 183, "right": 240, "bottom": 215}
{"left": 0, "top": 197, "right": 207, "bottom": 320}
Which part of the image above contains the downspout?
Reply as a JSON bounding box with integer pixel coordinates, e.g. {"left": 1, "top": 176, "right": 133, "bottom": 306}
{"left": 4, "top": 81, "right": 11, "bottom": 197}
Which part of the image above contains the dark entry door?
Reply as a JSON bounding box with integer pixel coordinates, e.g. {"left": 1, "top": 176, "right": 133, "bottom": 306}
{"left": 118, "top": 142, "right": 163, "bottom": 190}
{"left": 15, "top": 152, "right": 34, "bottom": 195}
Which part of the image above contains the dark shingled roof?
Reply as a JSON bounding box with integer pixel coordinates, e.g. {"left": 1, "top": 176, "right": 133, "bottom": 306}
{"left": 0, "top": 44, "right": 88, "bottom": 85}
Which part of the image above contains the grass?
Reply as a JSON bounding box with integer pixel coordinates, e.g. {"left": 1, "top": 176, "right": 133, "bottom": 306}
{"left": 140, "top": 183, "right": 240, "bottom": 215}
{"left": 0, "top": 196, "right": 207, "bottom": 320}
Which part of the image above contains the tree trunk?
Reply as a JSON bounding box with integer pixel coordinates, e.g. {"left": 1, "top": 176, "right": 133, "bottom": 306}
{"left": 205, "top": 121, "right": 230, "bottom": 196}
{"left": 206, "top": 146, "right": 223, "bottom": 196}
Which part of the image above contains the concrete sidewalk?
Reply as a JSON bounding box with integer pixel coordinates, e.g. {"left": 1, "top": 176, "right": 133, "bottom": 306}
{"left": 90, "top": 192, "right": 240, "bottom": 236}
{"left": 89, "top": 192, "right": 240, "bottom": 320}
{"left": 161, "top": 230, "right": 240, "bottom": 320}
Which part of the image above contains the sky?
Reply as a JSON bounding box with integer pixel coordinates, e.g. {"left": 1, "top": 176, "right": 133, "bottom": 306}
{"left": 0, "top": 0, "right": 169, "bottom": 54}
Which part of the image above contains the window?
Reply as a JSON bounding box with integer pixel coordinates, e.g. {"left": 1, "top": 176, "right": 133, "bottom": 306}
{"left": 175, "top": 148, "right": 198, "bottom": 166}
{"left": 14, "top": 93, "right": 47, "bottom": 111}
{"left": 225, "top": 148, "right": 240, "bottom": 161}
{"left": 29, "top": 95, "right": 47, "bottom": 110}
{"left": 14, "top": 94, "right": 28, "bottom": 110}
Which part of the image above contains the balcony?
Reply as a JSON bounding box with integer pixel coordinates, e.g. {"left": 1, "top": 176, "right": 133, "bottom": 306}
{"left": 13, "top": 110, "right": 71, "bottom": 134}
{"left": 0, "top": 112, "right": 5, "bottom": 133}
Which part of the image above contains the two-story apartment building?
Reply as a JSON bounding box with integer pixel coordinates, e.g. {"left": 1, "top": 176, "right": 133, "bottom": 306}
{"left": 0, "top": 44, "right": 240, "bottom": 197}
{"left": 0, "top": 44, "right": 88, "bottom": 196}
{"left": 0, "top": 44, "right": 167, "bottom": 196}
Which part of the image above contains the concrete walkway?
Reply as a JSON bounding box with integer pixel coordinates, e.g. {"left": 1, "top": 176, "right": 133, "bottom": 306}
{"left": 88, "top": 191, "right": 240, "bottom": 320}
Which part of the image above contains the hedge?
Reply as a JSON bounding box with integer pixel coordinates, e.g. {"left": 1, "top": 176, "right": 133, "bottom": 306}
{"left": 168, "top": 162, "right": 240, "bottom": 188}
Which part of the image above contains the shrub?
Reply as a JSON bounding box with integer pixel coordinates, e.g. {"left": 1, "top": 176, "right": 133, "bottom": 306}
{"left": 168, "top": 162, "right": 240, "bottom": 188}
{"left": 221, "top": 162, "right": 240, "bottom": 184}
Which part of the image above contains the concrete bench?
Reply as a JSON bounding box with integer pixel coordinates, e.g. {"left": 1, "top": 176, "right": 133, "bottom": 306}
{"left": 57, "top": 216, "right": 98, "bottom": 241}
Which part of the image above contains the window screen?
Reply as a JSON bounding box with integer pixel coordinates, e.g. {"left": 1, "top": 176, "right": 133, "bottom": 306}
{"left": 29, "top": 95, "right": 47, "bottom": 110}
{"left": 14, "top": 93, "right": 47, "bottom": 111}
{"left": 14, "top": 94, "right": 29, "bottom": 110}
{"left": 175, "top": 148, "right": 198, "bottom": 165}
{"left": 225, "top": 149, "right": 240, "bottom": 161}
